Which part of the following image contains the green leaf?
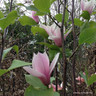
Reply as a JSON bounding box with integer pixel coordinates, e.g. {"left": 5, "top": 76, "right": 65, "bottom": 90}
{"left": 19, "top": 16, "right": 37, "bottom": 26}
{"left": 0, "top": 69, "right": 8, "bottom": 76}
{"left": 79, "top": 28, "right": 96, "bottom": 45}
{"left": 55, "top": 11, "right": 69, "bottom": 23}
{"left": 2, "top": 47, "right": 12, "bottom": 60}
{"left": 2, "top": 45, "right": 19, "bottom": 60}
{"left": 0, "top": 11, "right": 4, "bottom": 19}
{"left": 31, "top": 26, "right": 48, "bottom": 39}
{"left": 13, "top": 45, "right": 19, "bottom": 54}
{"left": 80, "top": 11, "right": 90, "bottom": 20}
{"left": 50, "top": 0, "right": 56, "bottom": 4}
{"left": 0, "top": 60, "right": 32, "bottom": 76}
{"left": 65, "top": 49, "right": 72, "bottom": 57}
{"left": 8, "top": 60, "right": 32, "bottom": 70}
{"left": 0, "top": 10, "right": 18, "bottom": 30}
{"left": 33, "top": 0, "right": 50, "bottom": 13}
{"left": 80, "top": 21, "right": 89, "bottom": 32}
{"left": 88, "top": 74, "right": 96, "bottom": 86}
{"left": 54, "top": 92, "right": 60, "bottom": 96}
{"left": 39, "top": 42, "right": 60, "bottom": 50}
{"left": 25, "top": 75, "right": 47, "bottom": 89}
{"left": 17, "top": 3, "right": 25, "bottom": 6}
{"left": 49, "top": 49, "right": 59, "bottom": 61}
{"left": 17, "top": 4, "right": 39, "bottom": 12}
{"left": 74, "top": 18, "right": 84, "bottom": 26}
{"left": 50, "top": 77, "right": 55, "bottom": 83}
{"left": 26, "top": 5, "right": 39, "bottom": 11}
{"left": 80, "top": 71, "right": 88, "bottom": 85}
{"left": 55, "top": 14, "right": 62, "bottom": 22}
{"left": 24, "top": 86, "right": 54, "bottom": 96}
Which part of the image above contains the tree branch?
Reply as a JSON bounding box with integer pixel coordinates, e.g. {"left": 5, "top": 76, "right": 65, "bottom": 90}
{"left": 71, "top": 0, "right": 77, "bottom": 94}
{"left": 60, "top": 0, "right": 67, "bottom": 95}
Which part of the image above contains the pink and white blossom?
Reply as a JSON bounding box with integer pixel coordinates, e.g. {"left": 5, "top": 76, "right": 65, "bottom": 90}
{"left": 81, "top": 0, "right": 95, "bottom": 14}
{"left": 23, "top": 52, "right": 60, "bottom": 85}
{"left": 41, "top": 24, "right": 71, "bottom": 47}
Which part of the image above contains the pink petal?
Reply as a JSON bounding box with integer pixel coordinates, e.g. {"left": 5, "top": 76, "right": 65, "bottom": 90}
{"left": 76, "top": 76, "right": 81, "bottom": 81}
{"left": 64, "top": 27, "right": 72, "bottom": 40}
{"left": 41, "top": 25, "right": 52, "bottom": 35}
{"left": 81, "top": 0, "right": 84, "bottom": 10}
{"left": 49, "top": 53, "right": 60, "bottom": 74}
{"left": 23, "top": 66, "right": 46, "bottom": 78}
{"left": 23, "top": 66, "right": 50, "bottom": 85}
{"left": 32, "top": 52, "right": 50, "bottom": 78}
{"left": 52, "top": 37, "right": 62, "bottom": 47}
{"left": 32, "top": 11, "right": 39, "bottom": 23}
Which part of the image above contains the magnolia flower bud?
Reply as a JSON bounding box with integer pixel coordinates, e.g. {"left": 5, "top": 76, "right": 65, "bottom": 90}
{"left": 32, "top": 11, "right": 39, "bottom": 23}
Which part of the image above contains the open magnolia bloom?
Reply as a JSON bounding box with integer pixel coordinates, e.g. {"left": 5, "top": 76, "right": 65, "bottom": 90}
{"left": 23, "top": 52, "right": 60, "bottom": 86}
{"left": 41, "top": 23, "right": 71, "bottom": 47}
{"left": 81, "top": 0, "right": 95, "bottom": 14}
{"left": 32, "top": 11, "right": 39, "bottom": 23}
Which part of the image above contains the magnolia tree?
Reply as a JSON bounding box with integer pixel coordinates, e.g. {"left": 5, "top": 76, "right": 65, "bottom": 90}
{"left": 1, "top": 0, "right": 96, "bottom": 96}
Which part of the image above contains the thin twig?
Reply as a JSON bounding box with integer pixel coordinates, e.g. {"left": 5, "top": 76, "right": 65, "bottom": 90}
{"left": 48, "top": 14, "right": 61, "bottom": 28}
{"left": 69, "top": 46, "right": 79, "bottom": 60}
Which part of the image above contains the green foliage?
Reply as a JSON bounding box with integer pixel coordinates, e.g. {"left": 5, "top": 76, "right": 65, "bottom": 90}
{"left": 50, "top": 77, "right": 55, "bottom": 83}
{"left": 18, "top": 3, "right": 39, "bottom": 11}
{"left": 65, "top": 49, "right": 72, "bottom": 57}
{"left": 50, "top": 0, "right": 56, "bottom": 4}
{"left": 74, "top": 18, "right": 84, "bottom": 26}
{"left": 80, "top": 21, "right": 89, "bottom": 32}
{"left": 88, "top": 74, "right": 96, "bottom": 86}
{"left": 2, "top": 47, "right": 12, "bottom": 60}
{"left": 26, "top": 5, "right": 39, "bottom": 11}
{"left": 19, "top": 16, "right": 37, "bottom": 26}
{"left": 79, "top": 28, "right": 96, "bottom": 45}
{"left": 80, "top": 11, "right": 90, "bottom": 20}
{"left": 25, "top": 75, "right": 47, "bottom": 89}
{"left": 8, "top": 60, "right": 32, "bottom": 70}
{"left": 49, "top": 49, "right": 59, "bottom": 61}
{"left": 79, "top": 21, "right": 96, "bottom": 45}
{"left": 24, "top": 86, "right": 54, "bottom": 96}
{"left": 55, "top": 11, "right": 69, "bottom": 23}
{"left": 54, "top": 92, "right": 60, "bottom": 96}
{"left": 39, "top": 42, "right": 60, "bottom": 50}
{"left": 12, "top": 45, "right": 19, "bottom": 54}
{"left": 33, "top": 0, "right": 50, "bottom": 13}
{"left": 0, "top": 11, "right": 4, "bottom": 19}
{"left": 0, "top": 10, "right": 18, "bottom": 30}
{"left": 80, "top": 71, "right": 88, "bottom": 85}
{"left": 80, "top": 71, "right": 96, "bottom": 86}
{"left": 0, "top": 69, "right": 8, "bottom": 76}
{"left": 31, "top": 26, "right": 48, "bottom": 39}
{"left": 2, "top": 45, "right": 19, "bottom": 61}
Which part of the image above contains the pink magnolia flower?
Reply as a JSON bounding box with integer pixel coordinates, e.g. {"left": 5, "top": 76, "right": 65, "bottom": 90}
{"left": 41, "top": 24, "right": 71, "bottom": 47}
{"left": 32, "top": 11, "right": 39, "bottom": 23}
{"left": 49, "top": 83, "right": 63, "bottom": 91}
{"left": 81, "top": 0, "right": 95, "bottom": 14}
{"left": 76, "top": 72, "right": 85, "bottom": 85}
{"left": 23, "top": 52, "right": 60, "bottom": 86}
